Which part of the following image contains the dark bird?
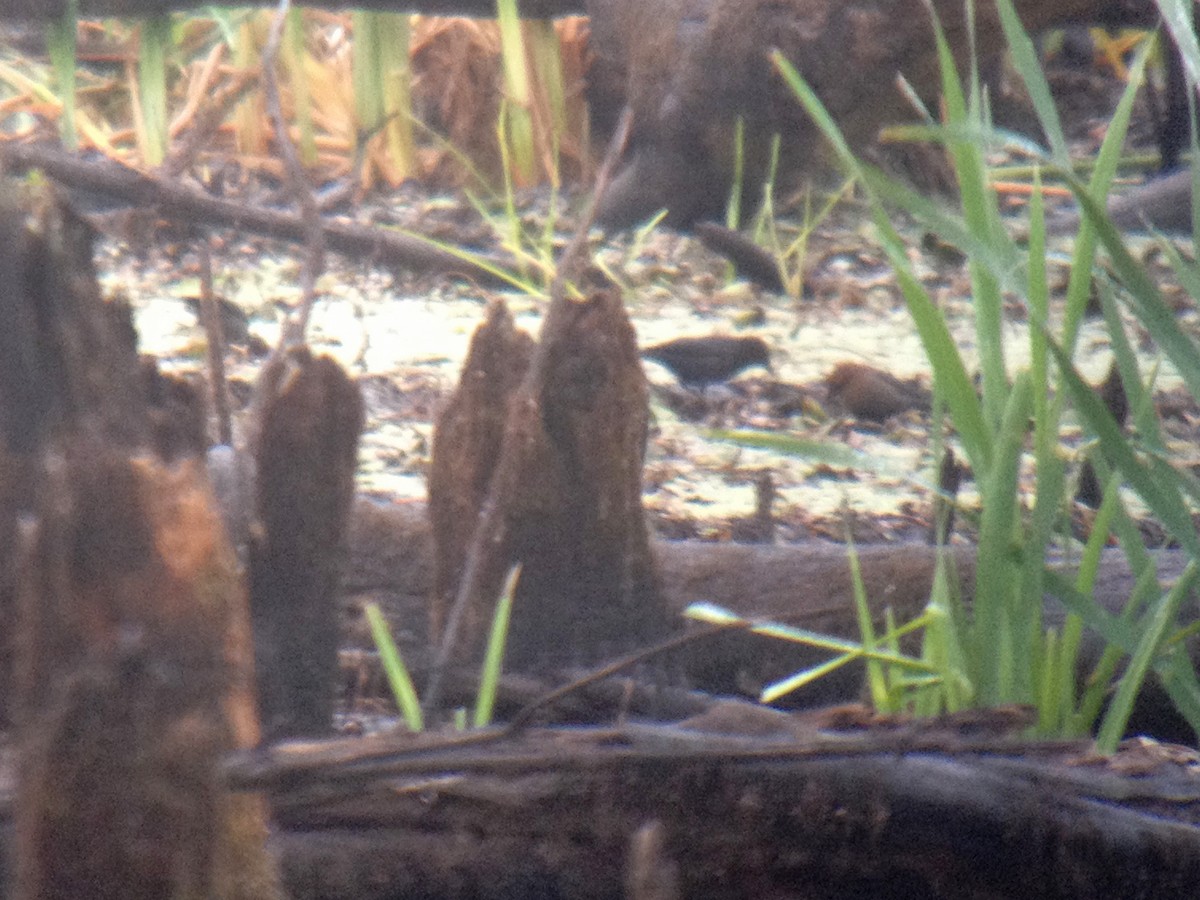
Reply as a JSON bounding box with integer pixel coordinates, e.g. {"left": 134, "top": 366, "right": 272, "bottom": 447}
{"left": 694, "top": 222, "right": 785, "bottom": 293}
{"left": 641, "top": 335, "right": 772, "bottom": 388}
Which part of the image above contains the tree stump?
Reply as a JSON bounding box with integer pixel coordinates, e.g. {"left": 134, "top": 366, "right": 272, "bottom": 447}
{"left": 429, "top": 287, "right": 667, "bottom": 672}
{"left": 0, "top": 191, "right": 282, "bottom": 900}
{"left": 249, "top": 348, "right": 364, "bottom": 741}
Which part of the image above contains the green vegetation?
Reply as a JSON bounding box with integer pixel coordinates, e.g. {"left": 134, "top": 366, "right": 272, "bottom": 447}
{"left": 366, "top": 564, "right": 520, "bottom": 730}
{"left": 14, "top": 4, "right": 1200, "bottom": 748}
{"left": 702, "top": 2, "right": 1200, "bottom": 749}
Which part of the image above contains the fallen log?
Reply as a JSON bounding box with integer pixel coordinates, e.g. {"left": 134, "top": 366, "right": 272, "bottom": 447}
{"left": 227, "top": 716, "right": 1200, "bottom": 900}
{"left": 343, "top": 497, "right": 1198, "bottom": 743}
{"left": 0, "top": 143, "right": 515, "bottom": 285}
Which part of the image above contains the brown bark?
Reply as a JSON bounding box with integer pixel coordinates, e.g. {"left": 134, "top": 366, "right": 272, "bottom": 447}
{"left": 0, "top": 190, "right": 282, "bottom": 900}
{"left": 346, "top": 497, "right": 1198, "bottom": 742}
{"left": 428, "top": 288, "right": 667, "bottom": 675}
{"left": 428, "top": 301, "right": 535, "bottom": 644}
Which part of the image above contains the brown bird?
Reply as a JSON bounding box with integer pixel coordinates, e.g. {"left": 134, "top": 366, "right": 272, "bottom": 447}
{"left": 825, "top": 362, "right": 930, "bottom": 422}
{"left": 642, "top": 335, "right": 772, "bottom": 387}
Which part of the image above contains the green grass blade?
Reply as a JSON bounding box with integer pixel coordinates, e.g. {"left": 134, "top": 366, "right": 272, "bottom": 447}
{"left": 772, "top": 51, "right": 992, "bottom": 476}
{"left": 353, "top": 11, "right": 384, "bottom": 134}
{"left": 994, "top": 0, "right": 1068, "bottom": 165}
{"left": 1096, "top": 561, "right": 1199, "bottom": 751}
{"left": 377, "top": 13, "right": 416, "bottom": 179}
{"left": 1051, "top": 335, "right": 1200, "bottom": 558}
{"left": 846, "top": 539, "right": 889, "bottom": 709}
{"left": 365, "top": 601, "right": 424, "bottom": 732}
{"left": 496, "top": 0, "right": 535, "bottom": 184}
{"left": 139, "top": 15, "right": 172, "bottom": 166}
{"left": 973, "top": 370, "right": 1032, "bottom": 703}
{"left": 283, "top": 9, "right": 317, "bottom": 166}
{"left": 46, "top": 0, "right": 78, "bottom": 150}
{"left": 1059, "top": 40, "right": 1150, "bottom": 355}
{"left": 473, "top": 564, "right": 520, "bottom": 728}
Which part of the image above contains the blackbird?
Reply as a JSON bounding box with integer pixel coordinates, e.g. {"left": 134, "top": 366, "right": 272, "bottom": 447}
{"left": 641, "top": 335, "right": 772, "bottom": 387}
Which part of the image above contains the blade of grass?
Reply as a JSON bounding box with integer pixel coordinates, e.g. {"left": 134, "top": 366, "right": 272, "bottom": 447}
{"left": 496, "top": 0, "right": 535, "bottom": 185}
{"left": 994, "top": 0, "right": 1068, "bottom": 166}
{"left": 1049, "top": 335, "right": 1200, "bottom": 558}
{"left": 846, "top": 539, "right": 889, "bottom": 709}
{"left": 1096, "top": 560, "right": 1199, "bottom": 751}
{"left": 772, "top": 51, "right": 992, "bottom": 476}
{"left": 283, "top": 7, "right": 317, "bottom": 166}
{"left": 922, "top": 0, "right": 1008, "bottom": 430}
{"left": 365, "top": 601, "right": 424, "bottom": 732}
{"left": 46, "top": 0, "right": 78, "bottom": 149}
{"left": 138, "top": 15, "right": 173, "bottom": 166}
{"left": 973, "top": 370, "right": 1032, "bottom": 704}
{"left": 473, "top": 564, "right": 520, "bottom": 728}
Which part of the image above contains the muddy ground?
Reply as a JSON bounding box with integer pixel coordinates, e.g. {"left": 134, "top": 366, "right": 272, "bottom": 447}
{"left": 72, "top": 42, "right": 1200, "bottom": 557}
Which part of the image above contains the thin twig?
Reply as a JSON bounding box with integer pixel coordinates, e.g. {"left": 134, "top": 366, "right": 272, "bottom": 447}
{"left": 262, "top": 0, "right": 324, "bottom": 347}
{"left": 504, "top": 623, "right": 747, "bottom": 733}
{"left": 197, "top": 238, "right": 233, "bottom": 445}
{"left": 551, "top": 104, "right": 632, "bottom": 293}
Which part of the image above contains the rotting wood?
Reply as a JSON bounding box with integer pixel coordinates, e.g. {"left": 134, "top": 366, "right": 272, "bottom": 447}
{"left": 424, "top": 108, "right": 667, "bottom": 710}
{"left": 342, "top": 497, "right": 1199, "bottom": 743}
{"left": 0, "top": 189, "right": 283, "bottom": 899}
{"left": 0, "top": 694, "right": 1196, "bottom": 898}
{"left": 428, "top": 300, "right": 535, "bottom": 648}
{"left": 427, "top": 285, "right": 668, "bottom": 674}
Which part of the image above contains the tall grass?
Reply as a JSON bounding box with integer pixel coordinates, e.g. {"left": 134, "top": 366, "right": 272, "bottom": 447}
{"left": 749, "top": 1, "right": 1200, "bottom": 748}
{"left": 24, "top": 10, "right": 581, "bottom": 194}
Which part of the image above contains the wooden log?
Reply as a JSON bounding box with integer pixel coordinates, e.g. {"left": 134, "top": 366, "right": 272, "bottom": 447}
{"left": 0, "top": 144, "right": 515, "bottom": 285}
{"left": 216, "top": 718, "right": 1200, "bottom": 900}
{"left": 343, "top": 497, "right": 1198, "bottom": 741}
